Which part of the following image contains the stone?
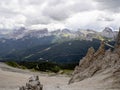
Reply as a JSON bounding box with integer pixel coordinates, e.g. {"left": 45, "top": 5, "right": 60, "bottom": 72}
{"left": 19, "top": 75, "right": 43, "bottom": 90}
{"left": 114, "top": 29, "right": 120, "bottom": 55}
{"left": 115, "top": 28, "right": 120, "bottom": 47}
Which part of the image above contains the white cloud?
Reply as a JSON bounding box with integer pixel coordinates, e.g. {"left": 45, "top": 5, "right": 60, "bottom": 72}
{"left": 29, "top": 23, "right": 65, "bottom": 31}
{"left": 65, "top": 10, "right": 113, "bottom": 31}
{"left": 0, "top": 0, "right": 119, "bottom": 31}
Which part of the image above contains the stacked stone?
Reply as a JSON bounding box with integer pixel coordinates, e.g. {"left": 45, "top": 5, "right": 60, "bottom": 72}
{"left": 19, "top": 75, "right": 43, "bottom": 90}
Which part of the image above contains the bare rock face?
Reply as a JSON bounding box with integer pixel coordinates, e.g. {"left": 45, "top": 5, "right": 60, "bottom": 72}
{"left": 69, "top": 42, "right": 105, "bottom": 84}
{"left": 115, "top": 28, "right": 120, "bottom": 46}
{"left": 19, "top": 75, "right": 43, "bottom": 90}
{"left": 114, "top": 28, "right": 120, "bottom": 55}
{"left": 69, "top": 29, "right": 120, "bottom": 87}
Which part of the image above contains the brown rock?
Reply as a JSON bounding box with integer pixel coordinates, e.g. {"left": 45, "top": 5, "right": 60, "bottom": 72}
{"left": 115, "top": 28, "right": 120, "bottom": 47}
{"left": 69, "top": 28, "right": 120, "bottom": 85}
{"left": 114, "top": 29, "right": 120, "bottom": 56}
{"left": 94, "top": 41, "right": 105, "bottom": 58}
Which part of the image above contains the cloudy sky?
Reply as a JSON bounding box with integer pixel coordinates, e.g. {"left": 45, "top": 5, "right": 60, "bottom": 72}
{"left": 0, "top": 0, "right": 120, "bottom": 31}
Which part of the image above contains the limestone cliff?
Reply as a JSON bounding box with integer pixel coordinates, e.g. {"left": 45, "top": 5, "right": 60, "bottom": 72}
{"left": 69, "top": 29, "right": 120, "bottom": 89}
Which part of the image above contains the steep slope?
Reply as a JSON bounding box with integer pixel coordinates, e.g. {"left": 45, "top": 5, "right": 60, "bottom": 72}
{"left": 3, "top": 39, "right": 115, "bottom": 63}
{"left": 0, "top": 36, "right": 55, "bottom": 57}
{"left": 69, "top": 29, "right": 120, "bottom": 89}
{"left": 21, "top": 39, "right": 101, "bottom": 63}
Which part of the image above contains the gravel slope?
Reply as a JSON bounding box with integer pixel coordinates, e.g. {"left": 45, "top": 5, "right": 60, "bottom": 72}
{"left": 0, "top": 63, "right": 117, "bottom": 90}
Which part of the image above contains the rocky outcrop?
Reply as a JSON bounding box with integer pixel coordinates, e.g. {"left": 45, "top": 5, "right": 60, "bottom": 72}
{"left": 114, "top": 28, "right": 120, "bottom": 55}
{"left": 69, "top": 29, "right": 120, "bottom": 88}
{"left": 19, "top": 75, "right": 43, "bottom": 90}
{"left": 69, "top": 41, "right": 105, "bottom": 84}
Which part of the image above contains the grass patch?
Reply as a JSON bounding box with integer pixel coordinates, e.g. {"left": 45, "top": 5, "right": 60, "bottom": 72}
{"left": 5, "top": 61, "right": 19, "bottom": 68}
{"left": 5, "top": 61, "right": 74, "bottom": 74}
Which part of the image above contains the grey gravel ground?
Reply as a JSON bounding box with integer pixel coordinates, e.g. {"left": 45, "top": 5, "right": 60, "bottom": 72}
{"left": 0, "top": 63, "right": 118, "bottom": 90}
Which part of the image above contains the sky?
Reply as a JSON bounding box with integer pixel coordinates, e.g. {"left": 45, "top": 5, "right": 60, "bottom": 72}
{"left": 0, "top": 0, "right": 120, "bottom": 31}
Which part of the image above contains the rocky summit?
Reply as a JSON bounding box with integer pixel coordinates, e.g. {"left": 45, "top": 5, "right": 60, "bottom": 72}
{"left": 69, "top": 29, "right": 120, "bottom": 89}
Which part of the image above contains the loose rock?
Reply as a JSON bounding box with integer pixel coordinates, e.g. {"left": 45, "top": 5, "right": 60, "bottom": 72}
{"left": 19, "top": 75, "right": 43, "bottom": 90}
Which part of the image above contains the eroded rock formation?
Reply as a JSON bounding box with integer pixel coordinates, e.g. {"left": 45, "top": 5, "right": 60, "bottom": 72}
{"left": 19, "top": 75, "right": 43, "bottom": 90}
{"left": 69, "top": 29, "right": 120, "bottom": 89}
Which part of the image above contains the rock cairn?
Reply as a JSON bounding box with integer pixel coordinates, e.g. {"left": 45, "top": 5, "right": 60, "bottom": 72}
{"left": 19, "top": 75, "right": 43, "bottom": 90}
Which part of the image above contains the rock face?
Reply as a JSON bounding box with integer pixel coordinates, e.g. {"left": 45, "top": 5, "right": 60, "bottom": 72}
{"left": 101, "top": 27, "right": 115, "bottom": 38}
{"left": 114, "top": 28, "right": 120, "bottom": 55}
{"left": 69, "top": 29, "right": 120, "bottom": 88}
{"left": 19, "top": 75, "right": 43, "bottom": 90}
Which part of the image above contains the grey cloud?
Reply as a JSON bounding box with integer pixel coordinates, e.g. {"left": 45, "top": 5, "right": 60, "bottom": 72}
{"left": 42, "top": 0, "right": 95, "bottom": 21}
{"left": 95, "top": 0, "right": 120, "bottom": 12}
{"left": 42, "top": 6, "right": 71, "bottom": 21}
{"left": 42, "top": 0, "right": 71, "bottom": 21}
{"left": 97, "top": 16, "right": 114, "bottom": 22}
{"left": 47, "top": 0, "right": 65, "bottom": 6}
{"left": 69, "top": 1, "right": 95, "bottom": 12}
{"left": 0, "top": 0, "right": 96, "bottom": 25}
{"left": 26, "top": 16, "right": 52, "bottom": 25}
{"left": 0, "top": 0, "right": 119, "bottom": 31}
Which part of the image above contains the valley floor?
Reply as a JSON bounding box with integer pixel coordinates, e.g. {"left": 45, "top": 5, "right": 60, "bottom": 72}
{"left": 0, "top": 63, "right": 118, "bottom": 90}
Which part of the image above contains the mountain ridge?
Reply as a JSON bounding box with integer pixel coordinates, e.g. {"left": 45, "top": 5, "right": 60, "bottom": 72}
{"left": 69, "top": 28, "right": 120, "bottom": 89}
{"left": 0, "top": 27, "right": 118, "bottom": 40}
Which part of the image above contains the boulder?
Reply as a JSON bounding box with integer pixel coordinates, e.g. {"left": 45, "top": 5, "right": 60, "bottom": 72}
{"left": 19, "top": 75, "right": 43, "bottom": 90}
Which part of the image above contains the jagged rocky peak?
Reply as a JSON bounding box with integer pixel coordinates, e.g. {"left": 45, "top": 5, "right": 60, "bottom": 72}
{"left": 61, "top": 28, "right": 71, "bottom": 33}
{"left": 85, "top": 47, "right": 95, "bottom": 57}
{"left": 73, "top": 47, "right": 95, "bottom": 75}
{"left": 114, "top": 29, "right": 120, "bottom": 55}
{"left": 69, "top": 42, "right": 105, "bottom": 84}
{"left": 94, "top": 41, "right": 105, "bottom": 57}
{"left": 69, "top": 28, "right": 120, "bottom": 88}
{"left": 103, "top": 27, "right": 113, "bottom": 32}
{"left": 101, "top": 27, "right": 114, "bottom": 38}
{"left": 115, "top": 28, "right": 120, "bottom": 47}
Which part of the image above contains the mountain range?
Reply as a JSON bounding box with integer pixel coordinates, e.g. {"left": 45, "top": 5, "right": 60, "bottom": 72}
{"left": 0, "top": 27, "right": 117, "bottom": 63}
{"left": 0, "top": 27, "right": 118, "bottom": 40}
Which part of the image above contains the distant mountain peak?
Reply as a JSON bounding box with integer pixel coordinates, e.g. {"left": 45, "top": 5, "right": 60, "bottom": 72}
{"left": 0, "top": 27, "right": 118, "bottom": 41}
{"left": 61, "top": 28, "right": 71, "bottom": 33}
{"left": 101, "top": 27, "right": 115, "bottom": 38}
{"left": 103, "top": 27, "right": 113, "bottom": 32}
